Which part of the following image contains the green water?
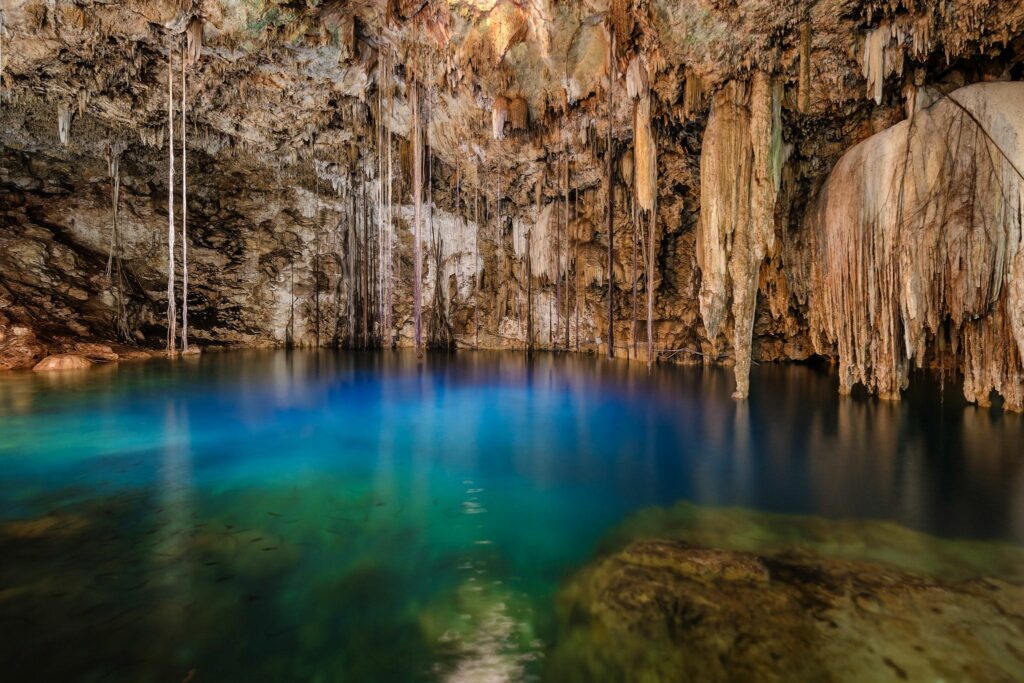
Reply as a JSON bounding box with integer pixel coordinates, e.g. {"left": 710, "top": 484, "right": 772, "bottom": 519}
{"left": 0, "top": 350, "right": 1021, "bottom": 681}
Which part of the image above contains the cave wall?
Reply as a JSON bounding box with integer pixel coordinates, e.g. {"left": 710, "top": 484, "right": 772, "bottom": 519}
{"left": 1, "top": 0, "right": 1023, "bottom": 408}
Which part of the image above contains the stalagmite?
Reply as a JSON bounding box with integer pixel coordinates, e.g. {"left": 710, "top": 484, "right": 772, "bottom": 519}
{"left": 412, "top": 77, "right": 423, "bottom": 355}
{"left": 697, "top": 73, "right": 783, "bottom": 398}
{"left": 166, "top": 56, "right": 177, "bottom": 353}
{"left": 803, "top": 82, "right": 1024, "bottom": 410}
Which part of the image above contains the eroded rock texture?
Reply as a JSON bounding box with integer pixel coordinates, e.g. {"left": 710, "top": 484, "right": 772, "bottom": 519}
{"left": 549, "top": 538, "right": 1024, "bottom": 682}
{"left": 803, "top": 82, "right": 1024, "bottom": 410}
{"left": 1, "top": 0, "right": 1023, "bottom": 407}
{"left": 549, "top": 502, "right": 1024, "bottom": 682}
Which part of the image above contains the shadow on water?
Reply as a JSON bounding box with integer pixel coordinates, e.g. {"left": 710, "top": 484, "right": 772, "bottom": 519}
{"left": 0, "top": 350, "right": 1021, "bottom": 681}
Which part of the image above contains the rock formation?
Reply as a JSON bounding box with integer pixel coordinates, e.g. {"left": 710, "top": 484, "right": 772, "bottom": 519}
{"left": 548, "top": 502, "right": 1024, "bottom": 682}
{"left": 1, "top": 0, "right": 1023, "bottom": 408}
{"left": 802, "top": 82, "right": 1024, "bottom": 410}
{"left": 549, "top": 538, "right": 1024, "bottom": 682}
{"left": 697, "top": 73, "right": 783, "bottom": 398}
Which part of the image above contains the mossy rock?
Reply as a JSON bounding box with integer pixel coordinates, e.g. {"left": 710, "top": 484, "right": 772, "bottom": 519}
{"left": 548, "top": 538, "right": 1024, "bottom": 682}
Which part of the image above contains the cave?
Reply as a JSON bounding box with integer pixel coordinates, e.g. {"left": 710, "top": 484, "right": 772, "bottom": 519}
{"left": 1, "top": 1, "right": 1023, "bottom": 681}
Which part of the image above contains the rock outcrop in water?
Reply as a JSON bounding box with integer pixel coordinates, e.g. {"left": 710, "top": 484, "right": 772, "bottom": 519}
{"left": 549, "top": 539, "right": 1024, "bottom": 682}
{"left": 548, "top": 503, "right": 1024, "bottom": 682}
{"left": 1, "top": 0, "right": 1023, "bottom": 407}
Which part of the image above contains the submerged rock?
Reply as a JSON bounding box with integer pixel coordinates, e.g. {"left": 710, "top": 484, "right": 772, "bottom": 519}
{"left": 549, "top": 538, "right": 1024, "bottom": 682}
{"left": 32, "top": 353, "right": 91, "bottom": 371}
{"left": 548, "top": 502, "right": 1024, "bottom": 681}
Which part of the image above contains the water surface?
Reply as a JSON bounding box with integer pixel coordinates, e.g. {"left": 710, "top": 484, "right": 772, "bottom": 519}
{"left": 0, "top": 351, "right": 1021, "bottom": 681}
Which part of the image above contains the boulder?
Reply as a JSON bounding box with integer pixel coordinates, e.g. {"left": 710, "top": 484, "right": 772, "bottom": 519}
{"left": 549, "top": 538, "right": 1024, "bottom": 682}
{"left": 32, "top": 354, "right": 92, "bottom": 371}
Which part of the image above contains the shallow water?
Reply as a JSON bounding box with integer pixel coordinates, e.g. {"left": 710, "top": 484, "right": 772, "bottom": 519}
{"left": 0, "top": 351, "right": 1021, "bottom": 681}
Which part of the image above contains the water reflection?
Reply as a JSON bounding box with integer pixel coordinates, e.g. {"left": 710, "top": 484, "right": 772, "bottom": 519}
{"left": 0, "top": 351, "right": 1021, "bottom": 681}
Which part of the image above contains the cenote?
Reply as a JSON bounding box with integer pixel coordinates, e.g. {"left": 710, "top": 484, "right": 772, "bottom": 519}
{"left": 1, "top": 351, "right": 1022, "bottom": 682}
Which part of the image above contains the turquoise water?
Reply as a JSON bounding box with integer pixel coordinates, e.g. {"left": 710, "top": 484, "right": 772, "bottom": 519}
{"left": 0, "top": 350, "right": 1022, "bottom": 681}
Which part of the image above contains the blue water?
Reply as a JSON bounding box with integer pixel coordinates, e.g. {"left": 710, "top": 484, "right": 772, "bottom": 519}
{"left": 0, "top": 350, "right": 1021, "bottom": 681}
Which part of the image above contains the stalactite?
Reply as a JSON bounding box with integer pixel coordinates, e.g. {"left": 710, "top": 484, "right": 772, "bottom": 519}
{"left": 682, "top": 71, "right": 704, "bottom": 119}
{"left": 803, "top": 82, "right": 1024, "bottom": 410}
{"left": 605, "top": 28, "right": 616, "bottom": 360}
{"left": 798, "top": 19, "right": 812, "bottom": 113}
{"left": 491, "top": 95, "right": 509, "bottom": 141}
{"left": 185, "top": 17, "right": 203, "bottom": 66}
{"left": 166, "top": 56, "right": 177, "bottom": 354}
{"left": 376, "top": 68, "right": 385, "bottom": 344}
{"left": 0, "top": 10, "right": 5, "bottom": 98}
{"left": 314, "top": 151, "right": 322, "bottom": 348}
{"left": 508, "top": 97, "right": 528, "bottom": 132}
{"left": 180, "top": 52, "right": 189, "bottom": 353}
{"left": 574, "top": 171, "right": 581, "bottom": 353}
{"left": 553, "top": 158, "right": 561, "bottom": 347}
{"left": 563, "top": 151, "right": 570, "bottom": 349}
{"left": 633, "top": 86, "right": 659, "bottom": 367}
{"left": 474, "top": 175, "right": 480, "bottom": 349}
{"left": 57, "top": 101, "right": 71, "bottom": 146}
{"left": 527, "top": 177, "right": 539, "bottom": 353}
{"left": 412, "top": 76, "right": 423, "bottom": 355}
{"left": 386, "top": 93, "right": 395, "bottom": 347}
{"left": 348, "top": 170, "right": 356, "bottom": 343}
{"left": 698, "top": 73, "right": 783, "bottom": 398}
{"left": 361, "top": 172, "right": 369, "bottom": 348}
{"left": 630, "top": 153, "right": 638, "bottom": 360}
{"left": 862, "top": 22, "right": 904, "bottom": 105}
{"left": 105, "top": 141, "right": 129, "bottom": 340}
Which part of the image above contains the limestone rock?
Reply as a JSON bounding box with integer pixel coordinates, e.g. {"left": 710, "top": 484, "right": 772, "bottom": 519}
{"left": 0, "top": 325, "right": 47, "bottom": 371}
{"left": 697, "top": 73, "right": 783, "bottom": 399}
{"left": 32, "top": 354, "right": 92, "bottom": 371}
{"left": 550, "top": 538, "right": 1024, "bottom": 682}
{"left": 803, "top": 82, "right": 1024, "bottom": 409}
